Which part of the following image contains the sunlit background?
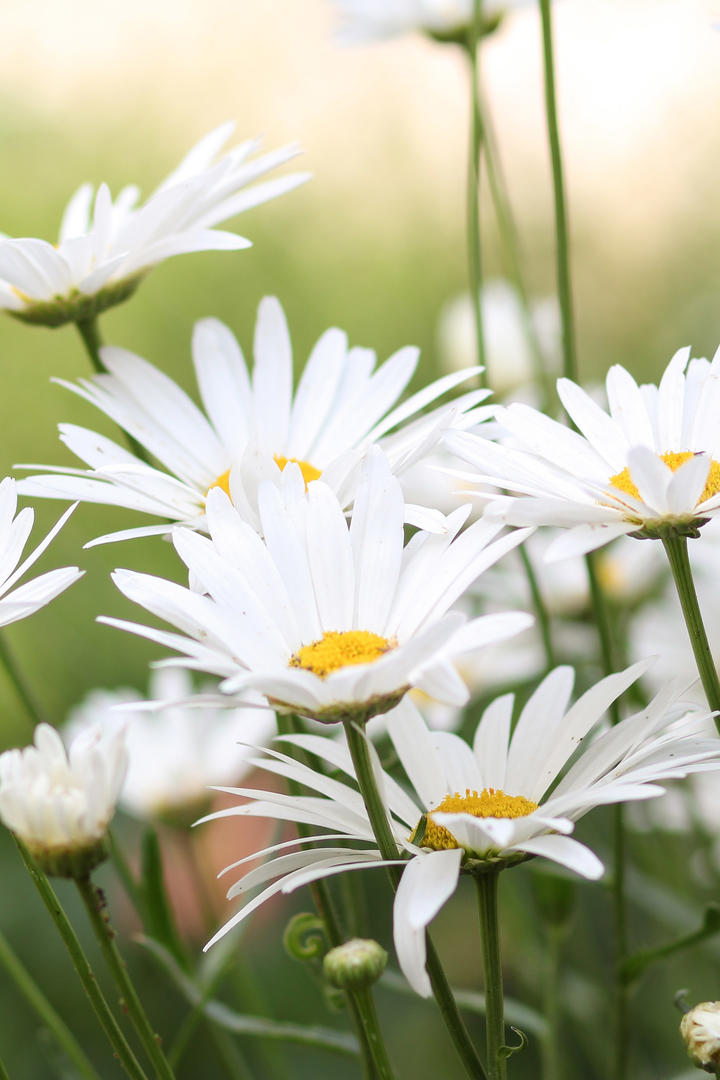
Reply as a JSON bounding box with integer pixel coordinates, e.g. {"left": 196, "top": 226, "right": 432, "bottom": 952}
{"left": 1, "top": 1, "right": 719, "bottom": 1076}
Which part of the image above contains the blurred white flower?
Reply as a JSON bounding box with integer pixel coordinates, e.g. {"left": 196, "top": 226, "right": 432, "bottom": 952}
{"left": 437, "top": 280, "right": 560, "bottom": 397}
{"left": 0, "top": 123, "right": 309, "bottom": 327}
{"left": 0, "top": 476, "right": 82, "bottom": 627}
{"left": 333, "top": 0, "right": 533, "bottom": 44}
{"left": 66, "top": 669, "right": 275, "bottom": 823}
{"left": 20, "top": 296, "right": 488, "bottom": 544}
{"left": 0, "top": 722, "right": 126, "bottom": 876}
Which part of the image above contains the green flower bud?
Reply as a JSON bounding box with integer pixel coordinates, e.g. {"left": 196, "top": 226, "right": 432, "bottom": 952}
{"left": 680, "top": 1002, "right": 720, "bottom": 1072}
{"left": 323, "top": 938, "right": 388, "bottom": 992}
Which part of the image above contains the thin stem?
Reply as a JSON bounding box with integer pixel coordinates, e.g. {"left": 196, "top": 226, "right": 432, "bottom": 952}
{"left": 584, "top": 553, "right": 620, "bottom": 720}
{"left": 74, "top": 319, "right": 152, "bottom": 464}
{"left": 352, "top": 990, "right": 396, "bottom": 1080}
{"left": 612, "top": 803, "right": 628, "bottom": 1080}
{"left": 519, "top": 547, "right": 555, "bottom": 671}
{"left": 540, "top": 927, "right": 562, "bottom": 1080}
{"left": 467, "top": 0, "right": 487, "bottom": 384}
{"left": 75, "top": 876, "right": 176, "bottom": 1080}
{"left": 475, "top": 874, "right": 505, "bottom": 1080}
{"left": 539, "top": 0, "right": 577, "bottom": 383}
{"left": 662, "top": 534, "right": 720, "bottom": 723}
{"left": 342, "top": 720, "right": 487, "bottom": 1080}
{"left": 14, "top": 839, "right": 148, "bottom": 1080}
{"left": 0, "top": 927, "right": 100, "bottom": 1080}
{"left": 0, "top": 632, "right": 47, "bottom": 730}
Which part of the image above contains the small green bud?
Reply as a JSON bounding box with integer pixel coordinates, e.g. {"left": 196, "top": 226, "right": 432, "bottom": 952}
{"left": 680, "top": 1001, "right": 720, "bottom": 1072}
{"left": 323, "top": 938, "right": 388, "bottom": 992}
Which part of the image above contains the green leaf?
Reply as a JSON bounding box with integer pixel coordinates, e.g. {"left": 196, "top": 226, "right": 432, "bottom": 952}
{"left": 621, "top": 904, "right": 720, "bottom": 986}
{"left": 137, "top": 936, "right": 359, "bottom": 1058}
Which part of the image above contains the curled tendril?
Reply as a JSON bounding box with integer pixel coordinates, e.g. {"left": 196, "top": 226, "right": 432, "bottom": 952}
{"left": 498, "top": 1027, "right": 527, "bottom": 1062}
{"left": 283, "top": 912, "right": 327, "bottom": 962}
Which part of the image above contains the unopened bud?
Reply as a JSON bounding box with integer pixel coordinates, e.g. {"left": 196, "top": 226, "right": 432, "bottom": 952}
{"left": 323, "top": 938, "right": 388, "bottom": 991}
{"left": 681, "top": 1001, "right": 720, "bottom": 1072}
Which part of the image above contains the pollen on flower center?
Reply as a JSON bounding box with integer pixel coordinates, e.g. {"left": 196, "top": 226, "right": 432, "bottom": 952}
{"left": 274, "top": 455, "right": 322, "bottom": 489}
{"left": 289, "top": 630, "right": 396, "bottom": 678}
{"left": 417, "top": 788, "right": 539, "bottom": 851}
{"left": 608, "top": 451, "right": 720, "bottom": 507}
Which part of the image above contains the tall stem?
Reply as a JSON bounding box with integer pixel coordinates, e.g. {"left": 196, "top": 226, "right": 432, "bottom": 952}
{"left": 519, "top": 547, "right": 555, "bottom": 671}
{"left": 662, "top": 534, "right": 720, "bottom": 723}
{"left": 75, "top": 876, "right": 176, "bottom": 1080}
{"left": 539, "top": 0, "right": 577, "bottom": 383}
{"left": 342, "top": 720, "right": 487, "bottom": 1080}
{"left": 0, "top": 632, "right": 47, "bottom": 731}
{"left": 74, "top": 318, "right": 152, "bottom": 464}
{"left": 541, "top": 926, "right": 562, "bottom": 1080}
{"left": 475, "top": 873, "right": 505, "bottom": 1080}
{"left": 0, "top": 927, "right": 100, "bottom": 1080}
{"left": 467, "top": 0, "right": 487, "bottom": 384}
{"left": 14, "top": 839, "right": 148, "bottom": 1080}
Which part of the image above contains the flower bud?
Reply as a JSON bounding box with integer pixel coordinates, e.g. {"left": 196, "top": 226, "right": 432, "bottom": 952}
{"left": 680, "top": 1001, "right": 720, "bottom": 1072}
{"left": 323, "top": 938, "right": 388, "bottom": 991}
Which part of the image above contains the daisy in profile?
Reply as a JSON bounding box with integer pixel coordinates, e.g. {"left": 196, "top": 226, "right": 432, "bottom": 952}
{"left": 198, "top": 663, "right": 720, "bottom": 995}
{"left": 0, "top": 476, "right": 82, "bottom": 627}
{"left": 19, "top": 296, "right": 489, "bottom": 544}
{"left": 333, "top": 0, "right": 533, "bottom": 45}
{"left": 101, "top": 449, "right": 533, "bottom": 726}
{"left": 0, "top": 122, "right": 309, "bottom": 328}
{"left": 447, "top": 347, "right": 720, "bottom": 560}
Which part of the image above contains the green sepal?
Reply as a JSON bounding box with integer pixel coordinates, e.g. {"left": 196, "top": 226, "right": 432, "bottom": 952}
{"left": 8, "top": 274, "right": 144, "bottom": 328}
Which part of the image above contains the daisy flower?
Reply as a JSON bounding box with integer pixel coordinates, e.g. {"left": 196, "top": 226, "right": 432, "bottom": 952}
{"left": 101, "top": 449, "right": 533, "bottom": 726}
{"left": 197, "top": 663, "right": 720, "bottom": 995}
{"left": 0, "top": 122, "right": 309, "bottom": 328}
{"left": 447, "top": 347, "right": 720, "bottom": 560}
{"left": 66, "top": 669, "right": 276, "bottom": 825}
{"left": 0, "top": 477, "right": 82, "bottom": 627}
{"left": 0, "top": 722, "right": 127, "bottom": 877}
{"left": 333, "top": 0, "right": 532, "bottom": 44}
{"left": 19, "top": 296, "right": 489, "bottom": 544}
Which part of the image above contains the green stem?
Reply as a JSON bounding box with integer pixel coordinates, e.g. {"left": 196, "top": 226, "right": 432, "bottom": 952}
{"left": 662, "top": 534, "right": 720, "bottom": 723}
{"left": 475, "top": 874, "right": 505, "bottom": 1080}
{"left": 14, "top": 839, "right": 148, "bottom": 1080}
{"left": 74, "top": 318, "right": 152, "bottom": 464}
{"left": 519, "top": 547, "right": 555, "bottom": 671}
{"left": 478, "top": 82, "right": 552, "bottom": 407}
{"left": 0, "top": 927, "right": 100, "bottom": 1080}
{"left": 539, "top": 0, "right": 577, "bottom": 383}
{"left": 540, "top": 927, "right": 562, "bottom": 1080}
{"left": 0, "top": 633, "right": 47, "bottom": 731}
{"left": 467, "top": 0, "right": 487, "bottom": 384}
{"left": 342, "top": 720, "right": 487, "bottom": 1080}
{"left": 352, "top": 989, "right": 396, "bottom": 1080}
{"left": 75, "top": 876, "right": 176, "bottom": 1080}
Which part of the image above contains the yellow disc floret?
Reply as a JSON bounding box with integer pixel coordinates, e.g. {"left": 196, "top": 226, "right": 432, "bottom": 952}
{"left": 609, "top": 451, "right": 720, "bottom": 507}
{"left": 290, "top": 630, "right": 396, "bottom": 678}
{"left": 274, "top": 455, "right": 322, "bottom": 489}
{"left": 207, "top": 469, "right": 232, "bottom": 499}
{"left": 418, "top": 788, "right": 539, "bottom": 851}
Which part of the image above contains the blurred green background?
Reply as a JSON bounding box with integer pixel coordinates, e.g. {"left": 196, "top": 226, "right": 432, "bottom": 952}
{"left": 1, "top": 0, "right": 719, "bottom": 1076}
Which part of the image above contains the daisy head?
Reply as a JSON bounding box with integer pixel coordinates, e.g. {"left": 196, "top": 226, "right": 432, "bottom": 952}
{"left": 19, "top": 295, "right": 489, "bottom": 545}
{"left": 333, "top": 0, "right": 531, "bottom": 46}
{"left": 448, "top": 347, "right": 720, "bottom": 560}
{"left": 102, "top": 448, "right": 533, "bottom": 726}
{"left": 0, "top": 122, "right": 309, "bottom": 328}
{"left": 0, "top": 722, "right": 127, "bottom": 878}
{"left": 199, "top": 662, "right": 720, "bottom": 994}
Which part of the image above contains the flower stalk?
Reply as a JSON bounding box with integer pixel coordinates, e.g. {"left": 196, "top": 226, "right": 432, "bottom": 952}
{"left": 0, "top": 632, "right": 47, "bottom": 731}
{"left": 342, "top": 719, "right": 488, "bottom": 1080}
{"left": 75, "top": 874, "right": 176, "bottom": 1080}
{"left": 467, "top": 0, "right": 486, "bottom": 383}
{"left": 662, "top": 534, "right": 720, "bottom": 724}
{"left": 475, "top": 872, "right": 506, "bottom": 1080}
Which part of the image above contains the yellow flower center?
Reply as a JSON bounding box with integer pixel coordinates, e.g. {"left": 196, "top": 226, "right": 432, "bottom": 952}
{"left": 608, "top": 451, "right": 720, "bottom": 507}
{"left": 418, "top": 788, "right": 539, "bottom": 851}
{"left": 289, "top": 630, "right": 396, "bottom": 678}
{"left": 206, "top": 456, "right": 322, "bottom": 501}
{"left": 274, "top": 455, "right": 322, "bottom": 489}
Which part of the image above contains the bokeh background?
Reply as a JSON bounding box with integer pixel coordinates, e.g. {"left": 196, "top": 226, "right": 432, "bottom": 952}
{"left": 1, "top": 1, "right": 720, "bottom": 1077}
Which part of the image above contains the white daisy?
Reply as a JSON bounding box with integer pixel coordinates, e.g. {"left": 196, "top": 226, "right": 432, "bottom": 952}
{"left": 0, "top": 721, "right": 127, "bottom": 876}
{"left": 333, "top": 0, "right": 532, "bottom": 44}
{"left": 198, "top": 662, "right": 720, "bottom": 995}
{"left": 0, "top": 477, "right": 82, "bottom": 627}
{"left": 101, "top": 449, "right": 534, "bottom": 725}
{"left": 66, "top": 668, "right": 276, "bottom": 825}
{"left": 0, "top": 122, "right": 309, "bottom": 328}
{"left": 18, "top": 296, "right": 489, "bottom": 544}
{"left": 447, "top": 347, "right": 720, "bottom": 560}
